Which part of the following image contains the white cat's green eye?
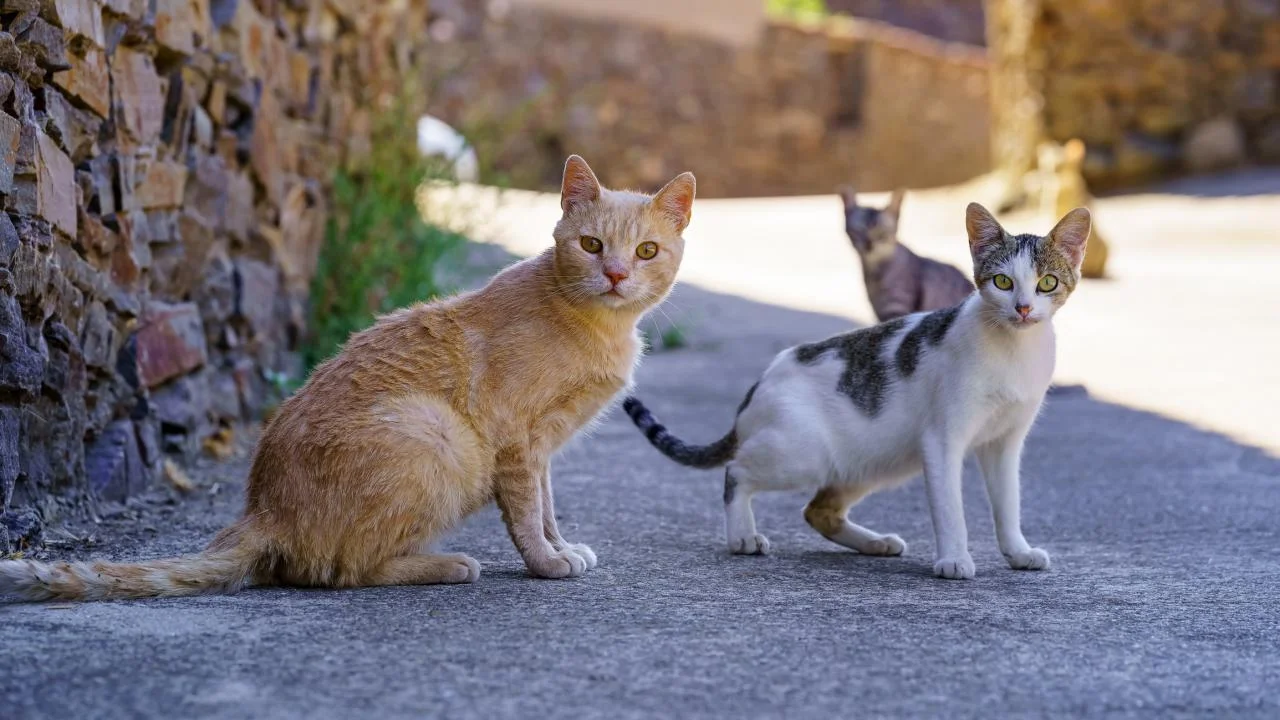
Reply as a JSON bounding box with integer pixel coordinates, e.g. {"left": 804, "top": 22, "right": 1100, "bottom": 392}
{"left": 580, "top": 236, "right": 602, "bottom": 254}
{"left": 1037, "top": 275, "right": 1059, "bottom": 293}
{"left": 636, "top": 241, "right": 658, "bottom": 260}
{"left": 993, "top": 274, "right": 1014, "bottom": 291}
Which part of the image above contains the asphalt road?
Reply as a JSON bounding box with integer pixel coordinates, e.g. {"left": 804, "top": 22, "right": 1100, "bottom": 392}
{"left": 3, "top": 275, "right": 1278, "bottom": 719}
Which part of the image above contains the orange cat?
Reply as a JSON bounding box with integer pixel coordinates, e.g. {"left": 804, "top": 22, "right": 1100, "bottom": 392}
{"left": 0, "top": 156, "right": 696, "bottom": 601}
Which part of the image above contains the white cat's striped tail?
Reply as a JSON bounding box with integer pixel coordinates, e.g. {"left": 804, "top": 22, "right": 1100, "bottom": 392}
{"left": 0, "top": 518, "right": 264, "bottom": 602}
{"left": 622, "top": 396, "right": 739, "bottom": 469}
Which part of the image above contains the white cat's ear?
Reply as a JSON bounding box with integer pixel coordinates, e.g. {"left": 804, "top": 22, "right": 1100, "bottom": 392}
{"left": 965, "top": 202, "right": 1005, "bottom": 256}
{"left": 838, "top": 186, "right": 858, "bottom": 209}
{"left": 1049, "top": 207, "right": 1091, "bottom": 268}
{"left": 886, "top": 189, "right": 905, "bottom": 219}
{"left": 653, "top": 171, "right": 696, "bottom": 232}
{"left": 561, "top": 155, "right": 601, "bottom": 214}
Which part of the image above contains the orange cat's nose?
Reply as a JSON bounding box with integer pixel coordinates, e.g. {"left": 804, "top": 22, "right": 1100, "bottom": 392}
{"left": 605, "top": 269, "right": 629, "bottom": 286}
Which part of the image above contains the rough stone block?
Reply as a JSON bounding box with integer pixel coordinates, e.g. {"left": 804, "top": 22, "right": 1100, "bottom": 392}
{"left": 0, "top": 508, "right": 42, "bottom": 550}
{"left": 133, "top": 159, "right": 188, "bottom": 209}
{"left": 136, "top": 300, "right": 208, "bottom": 387}
{"left": 234, "top": 257, "right": 279, "bottom": 337}
{"left": 39, "top": 86, "right": 99, "bottom": 163}
{"left": 11, "top": 129, "right": 77, "bottom": 238}
{"left": 112, "top": 45, "right": 166, "bottom": 147}
{"left": 52, "top": 44, "right": 109, "bottom": 117}
{"left": 155, "top": 0, "right": 213, "bottom": 57}
{"left": 151, "top": 371, "right": 210, "bottom": 453}
{"left": 103, "top": 0, "right": 146, "bottom": 20}
{"left": 0, "top": 110, "right": 21, "bottom": 196}
{"left": 43, "top": 0, "right": 106, "bottom": 49}
{"left": 0, "top": 405, "right": 18, "bottom": 507}
{"left": 250, "top": 85, "right": 283, "bottom": 203}
{"left": 1183, "top": 117, "right": 1245, "bottom": 172}
{"left": 15, "top": 17, "right": 69, "bottom": 73}
{"left": 79, "top": 299, "right": 116, "bottom": 370}
{"left": 85, "top": 419, "right": 144, "bottom": 502}
{"left": 0, "top": 289, "right": 45, "bottom": 395}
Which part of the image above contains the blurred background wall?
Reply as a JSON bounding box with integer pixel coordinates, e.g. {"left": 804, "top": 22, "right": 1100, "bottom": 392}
{"left": 425, "top": 0, "right": 991, "bottom": 197}
{"left": 990, "top": 0, "right": 1280, "bottom": 190}
{"left": 428, "top": 0, "right": 1280, "bottom": 197}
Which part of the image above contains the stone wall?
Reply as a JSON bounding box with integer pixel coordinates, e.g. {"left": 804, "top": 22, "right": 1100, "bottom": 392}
{"left": 827, "top": 0, "right": 986, "bottom": 46}
{"left": 426, "top": 0, "right": 990, "bottom": 197}
{"left": 0, "top": 0, "right": 430, "bottom": 551}
{"left": 988, "top": 0, "right": 1280, "bottom": 190}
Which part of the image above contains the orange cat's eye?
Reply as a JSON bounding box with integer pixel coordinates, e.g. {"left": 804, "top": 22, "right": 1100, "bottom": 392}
{"left": 636, "top": 242, "right": 658, "bottom": 260}
{"left": 580, "top": 236, "right": 602, "bottom": 254}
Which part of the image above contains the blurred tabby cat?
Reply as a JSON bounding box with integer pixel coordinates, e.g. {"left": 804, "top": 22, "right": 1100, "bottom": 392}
{"left": 839, "top": 187, "right": 974, "bottom": 321}
{"left": 626, "top": 204, "right": 1090, "bottom": 580}
{"left": 1037, "top": 139, "right": 1109, "bottom": 278}
{"left": 0, "top": 156, "right": 696, "bottom": 601}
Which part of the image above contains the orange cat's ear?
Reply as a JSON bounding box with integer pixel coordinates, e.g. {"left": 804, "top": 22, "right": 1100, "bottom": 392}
{"left": 561, "top": 155, "right": 601, "bottom": 214}
{"left": 653, "top": 171, "right": 696, "bottom": 232}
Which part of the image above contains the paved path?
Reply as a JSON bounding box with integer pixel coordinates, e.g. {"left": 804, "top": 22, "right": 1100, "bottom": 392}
{"left": 3, "top": 173, "right": 1279, "bottom": 718}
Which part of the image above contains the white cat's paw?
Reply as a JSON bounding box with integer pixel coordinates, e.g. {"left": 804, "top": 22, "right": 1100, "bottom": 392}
{"left": 933, "top": 554, "right": 976, "bottom": 580}
{"left": 1004, "top": 547, "right": 1051, "bottom": 571}
{"left": 729, "top": 534, "right": 771, "bottom": 556}
{"left": 860, "top": 534, "right": 907, "bottom": 557}
{"left": 527, "top": 549, "right": 589, "bottom": 579}
{"left": 563, "top": 543, "right": 597, "bottom": 569}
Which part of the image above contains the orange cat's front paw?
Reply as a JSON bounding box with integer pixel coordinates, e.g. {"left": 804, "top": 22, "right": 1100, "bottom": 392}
{"left": 526, "top": 549, "right": 589, "bottom": 579}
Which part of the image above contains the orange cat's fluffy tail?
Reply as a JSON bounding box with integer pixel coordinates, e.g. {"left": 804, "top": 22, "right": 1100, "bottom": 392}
{"left": 0, "top": 519, "right": 265, "bottom": 602}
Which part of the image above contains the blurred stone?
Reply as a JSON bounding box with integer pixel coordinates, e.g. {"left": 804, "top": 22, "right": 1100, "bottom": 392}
{"left": 44, "top": 0, "right": 107, "bottom": 49}
{"left": 85, "top": 419, "right": 144, "bottom": 502}
{"left": 0, "top": 508, "right": 42, "bottom": 550}
{"left": 136, "top": 301, "right": 207, "bottom": 387}
{"left": 1182, "top": 117, "right": 1245, "bottom": 172}
{"left": 11, "top": 129, "right": 76, "bottom": 238}
{"left": 0, "top": 110, "right": 21, "bottom": 195}
{"left": 15, "top": 17, "right": 68, "bottom": 73}
{"left": 52, "top": 44, "right": 109, "bottom": 117}
{"left": 113, "top": 45, "right": 166, "bottom": 147}
{"left": 155, "top": 0, "right": 213, "bottom": 57}
{"left": 133, "top": 159, "right": 188, "bottom": 209}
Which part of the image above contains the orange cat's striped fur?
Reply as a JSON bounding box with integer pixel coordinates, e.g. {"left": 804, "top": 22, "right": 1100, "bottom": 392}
{"left": 0, "top": 156, "right": 696, "bottom": 601}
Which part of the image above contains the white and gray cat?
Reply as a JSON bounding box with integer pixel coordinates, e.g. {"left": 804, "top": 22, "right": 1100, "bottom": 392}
{"left": 839, "top": 187, "right": 974, "bottom": 321}
{"left": 624, "top": 203, "right": 1090, "bottom": 580}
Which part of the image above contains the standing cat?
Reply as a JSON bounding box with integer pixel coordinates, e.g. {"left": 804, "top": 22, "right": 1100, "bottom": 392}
{"left": 1037, "top": 138, "right": 1109, "bottom": 279}
{"left": 839, "top": 187, "right": 974, "bottom": 321}
{"left": 625, "top": 203, "right": 1090, "bottom": 580}
{"left": 0, "top": 156, "right": 696, "bottom": 601}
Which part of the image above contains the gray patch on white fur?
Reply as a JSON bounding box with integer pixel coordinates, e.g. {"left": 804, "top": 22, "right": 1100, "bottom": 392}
{"left": 794, "top": 318, "right": 907, "bottom": 417}
{"left": 895, "top": 305, "right": 961, "bottom": 377}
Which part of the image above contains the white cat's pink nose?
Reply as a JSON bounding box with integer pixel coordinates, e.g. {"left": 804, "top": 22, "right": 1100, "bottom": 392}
{"left": 1015, "top": 304, "right": 1031, "bottom": 319}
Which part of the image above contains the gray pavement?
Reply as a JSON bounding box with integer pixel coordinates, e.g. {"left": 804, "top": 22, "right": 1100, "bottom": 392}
{"left": 3, "top": 277, "right": 1279, "bottom": 719}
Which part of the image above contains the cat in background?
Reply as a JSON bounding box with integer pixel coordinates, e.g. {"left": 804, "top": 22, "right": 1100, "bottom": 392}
{"left": 625, "top": 203, "right": 1091, "bottom": 580}
{"left": 1, "top": 155, "right": 697, "bottom": 602}
{"left": 839, "top": 187, "right": 974, "bottom": 321}
{"left": 1037, "top": 139, "right": 1109, "bottom": 279}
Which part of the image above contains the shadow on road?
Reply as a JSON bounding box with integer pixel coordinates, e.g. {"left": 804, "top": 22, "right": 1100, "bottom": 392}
{"left": 2, "top": 273, "right": 1277, "bottom": 719}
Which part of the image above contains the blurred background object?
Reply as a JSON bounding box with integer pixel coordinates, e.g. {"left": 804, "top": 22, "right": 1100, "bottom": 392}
{"left": 426, "top": 0, "right": 1280, "bottom": 199}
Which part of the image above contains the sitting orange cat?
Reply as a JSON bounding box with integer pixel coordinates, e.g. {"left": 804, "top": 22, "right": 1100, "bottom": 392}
{"left": 0, "top": 156, "right": 696, "bottom": 601}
